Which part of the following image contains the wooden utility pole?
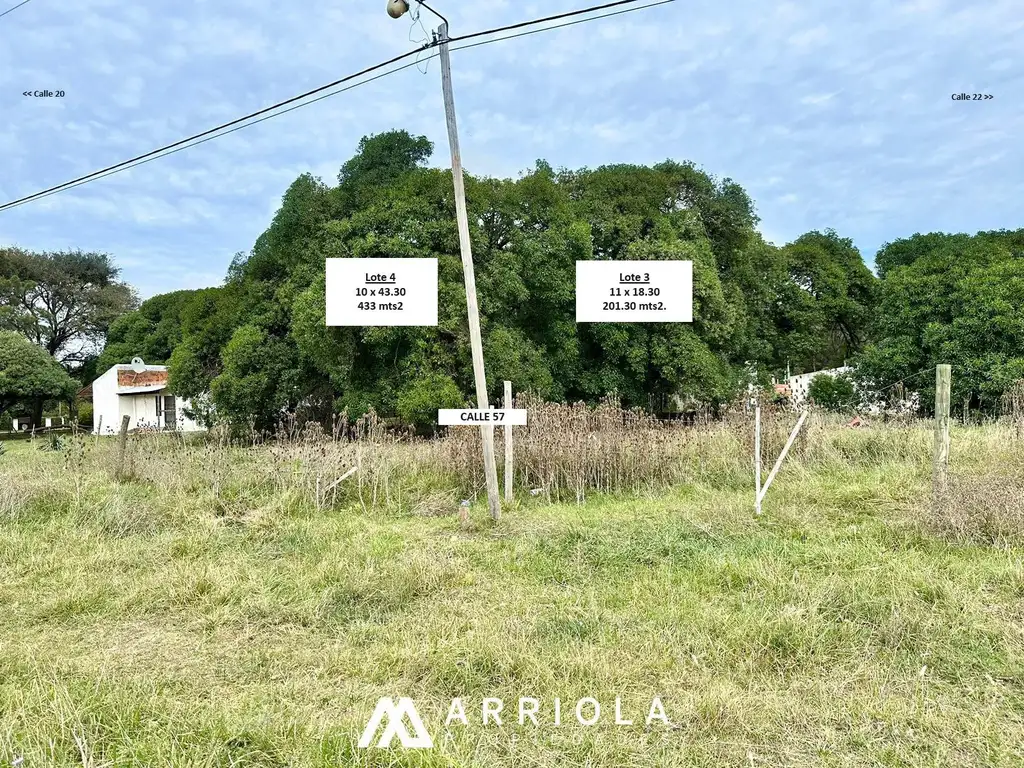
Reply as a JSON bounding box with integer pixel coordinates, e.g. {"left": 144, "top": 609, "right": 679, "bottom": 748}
{"left": 933, "top": 364, "right": 951, "bottom": 498}
{"left": 504, "top": 380, "right": 513, "bottom": 502}
{"left": 438, "top": 22, "right": 501, "bottom": 521}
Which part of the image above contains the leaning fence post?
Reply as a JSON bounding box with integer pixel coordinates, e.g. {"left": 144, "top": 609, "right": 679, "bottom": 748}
{"left": 758, "top": 409, "right": 808, "bottom": 509}
{"left": 504, "top": 380, "right": 513, "bottom": 502}
{"left": 115, "top": 414, "right": 131, "bottom": 480}
{"left": 933, "top": 364, "right": 951, "bottom": 500}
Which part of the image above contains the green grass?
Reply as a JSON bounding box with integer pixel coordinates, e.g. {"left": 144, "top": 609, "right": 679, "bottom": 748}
{"left": 0, "top": 432, "right": 1022, "bottom": 767}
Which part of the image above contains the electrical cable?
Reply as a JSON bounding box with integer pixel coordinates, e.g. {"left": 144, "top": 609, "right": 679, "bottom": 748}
{"left": 0, "top": 46, "right": 433, "bottom": 212}
{"left": 4, "top": 58, "right": 439, "bottom": 205}
{"left": 444, "top": 0, "right": 663, "bottom": 45}
{"left": 0, "top": 0, "right": 33, "bottom": 20}
{"left": 0, "top": 0, "right": 677, "bottom": 212}
{"left": 409, "top": 2, "right": 433, "bottom": 74}
{"left": 447, "top": 0, "right": 675, "bottom": 53}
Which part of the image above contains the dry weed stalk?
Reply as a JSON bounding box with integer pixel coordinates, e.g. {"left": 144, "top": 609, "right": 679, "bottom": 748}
{"left": 58, "top": 394, "right": 1018, "bottom": 529}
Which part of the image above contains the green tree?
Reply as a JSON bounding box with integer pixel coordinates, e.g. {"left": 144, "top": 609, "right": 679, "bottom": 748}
{"left": 807, "top": 373, "right": 856, "bottom": 411}
{"left": 96, "top": 289, "right": 199, "bottom": 371}
{"left": 0, "top": 248, "right": 138, "bottom": 365}
{"left": 770, "top": 230, "right": 876, "bottom": 374}
{"left": 0, "top": 331, "right": 78, "bottom": 418}
{"left": 209, "top": 325, "right": 300, "bottom": 434}
{"left": 126, "top": 129, "right": 880, "bottom": 431}
{"left": 335, "top": 129, "right": 434, "bottom": 217}
{"left": 857, "top": 229, "right": 1024, "bottom": 413}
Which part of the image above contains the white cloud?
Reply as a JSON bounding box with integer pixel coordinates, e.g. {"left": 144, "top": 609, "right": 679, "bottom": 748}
{"left": 799, "top": 92, "right": 840, "bottom": 105}
{"left": 0, "top": 0, "right": 1020, "bottom": 295}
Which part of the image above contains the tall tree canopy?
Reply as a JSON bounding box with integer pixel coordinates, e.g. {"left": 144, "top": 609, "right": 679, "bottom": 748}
{"left": 97, "top": 288, "right": 215, "bottom": 372}
{"left": 0, "top": 248, "right": 137, "bottom": 366}
{"left": 768, "top": 230, "right": 877, "bottom": 374}
{"left": 857, "top": 229, "right": 1024, "bottom": 412}
{"left": 98, "top": 129, "right": 885, "bottom": 431}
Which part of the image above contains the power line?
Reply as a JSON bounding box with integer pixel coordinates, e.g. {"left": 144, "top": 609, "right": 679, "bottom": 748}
{"left": 24, "top": 4, "right": 677, "bottom": 201}
{"left": 449, "top": 0, "right": 675, "bottom": 52}
{"left": 0, "top": 0, "right": 33, "bottom": 20}
{"left": 13, "top": 58, "right": 438, "bottom": 203}
{"left": 0, "top": 47, "right": 430, "bottom": 212}
{"left": 0, "top": 0, "right": 676, "bottom": 212}
{"left": 446, "top": 0, "right": 670, "bottom": 45}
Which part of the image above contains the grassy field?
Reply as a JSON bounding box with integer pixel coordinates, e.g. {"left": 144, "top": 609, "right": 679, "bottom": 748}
{"left": 0, "top": 418, "right": 1022, "bottom": 766}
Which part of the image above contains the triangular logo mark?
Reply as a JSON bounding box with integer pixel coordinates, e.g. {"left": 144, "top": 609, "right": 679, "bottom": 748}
{"left": 358, "top": 697, "right": 434, "bottom": 749}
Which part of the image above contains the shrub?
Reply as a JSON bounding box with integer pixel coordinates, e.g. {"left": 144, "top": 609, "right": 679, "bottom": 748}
{"left": 808, "top": 373, "right": 856, "bottom": 411}
{"left": 38, "top": 432, "right": 65, "bottom": 452}
{"left": 397, "top": 373, "right": 464, "bottom": 433}
{"left": 77, "top": 402, "right": 94, "bottom": 429}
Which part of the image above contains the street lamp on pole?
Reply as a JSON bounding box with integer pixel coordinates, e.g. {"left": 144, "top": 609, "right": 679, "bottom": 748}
{"left": 388, "top": 0, "right": 503, "bottom": 521}
{"left": 387, "top": 0, "right": 447, "bottom": 26}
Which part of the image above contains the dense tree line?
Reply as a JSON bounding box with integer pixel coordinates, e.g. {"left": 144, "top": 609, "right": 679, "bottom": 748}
{"left": 4, "top": 129, "right": 1020, "bottom": 429}
{"left": 111, "top": 129, "right": 874, "bottom": 431}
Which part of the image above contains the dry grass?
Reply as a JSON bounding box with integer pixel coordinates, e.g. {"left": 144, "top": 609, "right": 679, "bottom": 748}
{"left": 25, "top": 399, "right": 1024, "bottom": 539}
{"left": 931, "top": 474, "right": 1024, "bottom": 547}
{"left": 1, "top": 411, "right": 1023, "bottom": 765}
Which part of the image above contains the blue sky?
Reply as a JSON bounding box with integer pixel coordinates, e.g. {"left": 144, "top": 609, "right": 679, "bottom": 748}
{"left": 1, "top": 0, "right": 1020, "bottom": 299}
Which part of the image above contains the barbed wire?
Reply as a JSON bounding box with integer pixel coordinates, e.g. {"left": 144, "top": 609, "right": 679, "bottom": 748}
{"left": 814, "top": 364, "right": 965, "bottom": 413}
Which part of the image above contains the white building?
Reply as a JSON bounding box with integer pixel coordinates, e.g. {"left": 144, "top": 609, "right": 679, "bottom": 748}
{"left": 84, "top": 357, "right": 203, "bottom": 435}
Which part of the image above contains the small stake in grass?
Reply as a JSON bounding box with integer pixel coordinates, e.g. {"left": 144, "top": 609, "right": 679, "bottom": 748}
{"left": 933, "top": 364, "right": 951, "bottom": 502}
{"left": 504, "top": 380, "right": 513, "bottom": 502}
{"left": 115, "top": 414, "right": 130, "bottom": 481}
{"left": 754, "top": 403, "right": 762, "bottom": 515}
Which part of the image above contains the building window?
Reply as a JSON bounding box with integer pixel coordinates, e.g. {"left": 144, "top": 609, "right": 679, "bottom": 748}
{"left": 155, "top": 395, "right": 177, "bottom": 430}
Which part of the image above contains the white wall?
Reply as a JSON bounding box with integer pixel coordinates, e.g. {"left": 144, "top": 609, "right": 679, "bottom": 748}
{"left": 122, "top": 393, "right": 160, "bottom": 429}
{"left": 176, "top": 397, "right": 203, "bottom": 432}
{"left": 91, "top": 366, "right": 121, "bottom": 435}
{"left": 118, "top": 393, "right": 204, "bottom": 432}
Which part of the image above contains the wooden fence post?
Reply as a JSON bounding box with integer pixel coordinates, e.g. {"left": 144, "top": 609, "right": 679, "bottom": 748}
{"left": 504, "top": 380, "right": 513, "bottom": 502}
{"left": 116, "top": 415, "right": 131, "bottom": 481}
{"left": 754, "top": 403, "right": 762, "bottom": 515}
{"left": 933, "top": 364, "right": 951, "bottom": 499}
